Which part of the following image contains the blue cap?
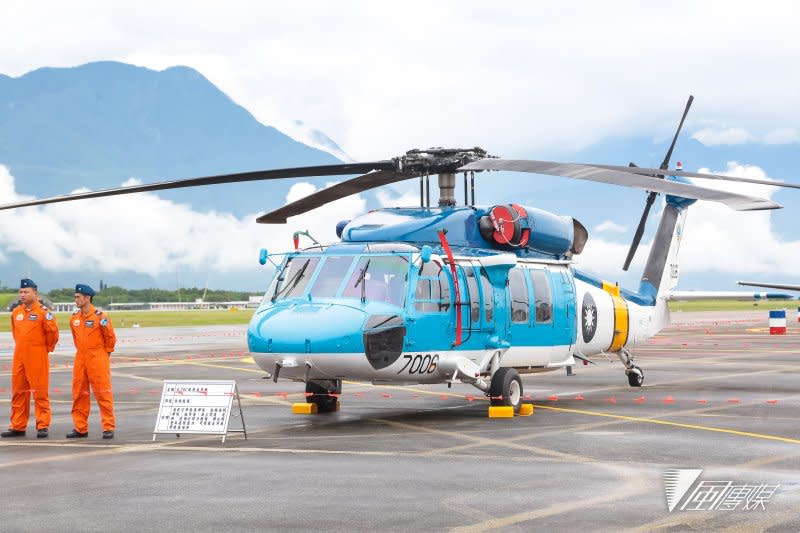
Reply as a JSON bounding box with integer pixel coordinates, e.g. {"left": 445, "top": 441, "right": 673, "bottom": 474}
{"left": 335, "top": 220, "right": 350, "bottom": 238}
{"left": 20, "top": 278, "right": 37, "bottom": 289}
{"left": 75, "top": 284, "right": 95, "bottom": 297}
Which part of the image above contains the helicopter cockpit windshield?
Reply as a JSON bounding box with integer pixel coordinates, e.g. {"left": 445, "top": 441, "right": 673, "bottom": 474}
{"left": 270, "top": 254, "right": 409, "bottom": 307}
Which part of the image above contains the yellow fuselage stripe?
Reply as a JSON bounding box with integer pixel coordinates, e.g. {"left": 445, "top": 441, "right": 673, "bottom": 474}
{"left": 602, "top": 281, "right": 629, "bottom": 352}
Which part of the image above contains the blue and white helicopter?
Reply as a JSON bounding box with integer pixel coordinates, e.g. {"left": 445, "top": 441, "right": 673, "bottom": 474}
{"left": 4, "top": 97, "right": 799, "bottom": 413}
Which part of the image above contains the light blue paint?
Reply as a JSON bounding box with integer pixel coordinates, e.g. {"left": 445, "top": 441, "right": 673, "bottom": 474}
{"left": 665, "top": 174, "right": 698, "bottom": 209}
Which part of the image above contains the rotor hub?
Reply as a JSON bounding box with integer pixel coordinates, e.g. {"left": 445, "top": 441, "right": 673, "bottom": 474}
{"left": 394, "top": 147, "right": 491, "bottom": 174}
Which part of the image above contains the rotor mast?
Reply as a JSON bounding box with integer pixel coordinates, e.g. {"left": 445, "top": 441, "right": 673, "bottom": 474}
{"left": 396, "top": 147, "right": 489, "bottom": 208}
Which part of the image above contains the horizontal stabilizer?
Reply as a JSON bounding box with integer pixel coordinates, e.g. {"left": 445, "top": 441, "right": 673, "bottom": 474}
{"left": 738, "top": 281, "right": 800, "bottom": 292}
{"left": 668, "top": 290, "right": 796, "bottom": 301}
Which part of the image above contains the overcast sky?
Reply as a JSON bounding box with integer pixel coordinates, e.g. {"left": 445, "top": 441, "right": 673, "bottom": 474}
{"left": 2, "top": 1, "right": 799, "bottom": 286}
{"left": 3, "top": 1, "right": 800, "bottom": 160}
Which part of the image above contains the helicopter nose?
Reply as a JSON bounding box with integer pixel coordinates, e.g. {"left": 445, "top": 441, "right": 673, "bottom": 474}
{"left": 248, "top": 303, "right": 367, "bottom": 354}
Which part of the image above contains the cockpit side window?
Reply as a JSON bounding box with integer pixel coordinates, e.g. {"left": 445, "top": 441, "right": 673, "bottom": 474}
{"left": 342, "top": 255, "right": 409, "bottom": 307}
{"left": 273, "top": 257, "right": 320, "bottom": 300}
{"left": 415, "top": 262, "right": 451, "bottom": 313}
{"left": 309, "top": 256, "right": 355, "bottom": 298}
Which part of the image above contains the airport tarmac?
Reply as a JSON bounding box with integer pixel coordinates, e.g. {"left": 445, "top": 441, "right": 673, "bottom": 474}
{"left": 1, "top": 311, "right": 800, "bottom": 532}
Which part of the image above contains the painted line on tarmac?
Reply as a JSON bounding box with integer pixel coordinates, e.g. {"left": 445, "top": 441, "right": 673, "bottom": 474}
{"left": 556, "top": 366, "right": 785, "bottom": 397}
{"left": 371, "top": 417, "right": 657, "bottom": 531}
{"left": 177, "top": 360, "right": 266, "bottom": 375}
{"left": 450, "top": 463, "right": 646, "bottom": 533}
{"left": 138, "top": 445, "right": 408, "bottom": 457}
{"left": 533, "top": 404, "right": 800, "bottom": 445}
{"left": 0, "top": 430, "right": 241, "bottom": 468}
{"left": 372, "top": 417, "right": 591, "bottom": 463}
{"left": 739, "top": 449, "right": 800, "bottom": 469}
{"left": 112, "top": 370, "right": 166, "bottom": 384}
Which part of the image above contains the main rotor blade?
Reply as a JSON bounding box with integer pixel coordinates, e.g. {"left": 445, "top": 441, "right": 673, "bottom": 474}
{"left": 460, "top": 159, "right": 782, "bottom": 210}
{"left": 256, "top": 169, "right": 416, "bottom": 223}
{"left": 661, "top": 95, "right": 694, "bottom": 170}
{"left": 591, "top": 164, "right": 800, "bottom": 190}
{"left": 0, "top": 162, "right": 396, "bottom": 211}
{"left": 622, "top": 192, "right": 656, "bottom": 271}
{"left": 738, "top": 280, "right": 800, "bottom": 292}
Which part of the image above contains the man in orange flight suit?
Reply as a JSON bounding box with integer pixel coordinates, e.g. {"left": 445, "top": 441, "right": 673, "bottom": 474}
{"left": 2, "top": 278, "right": 59, "bottom": 439}
{"left": 66, "top": 284, "right": 117, "bottom": 439}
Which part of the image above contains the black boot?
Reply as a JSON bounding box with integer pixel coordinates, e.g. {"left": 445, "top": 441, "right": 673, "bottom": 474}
{"left": 102, "top": 431, "right": 114, "bottom": 439}
{"left": 66, "top": 429, "right": 88, "bottom": 438}
{"left": 1, "top": 429, "right": 25, "bottom": 438}
{"left": 37, "top": 428, "right": 48, "bottom": 438}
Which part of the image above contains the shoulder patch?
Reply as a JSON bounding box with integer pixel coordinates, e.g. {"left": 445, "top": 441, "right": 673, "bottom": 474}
{"left": 46, "top": 312, "right": 54, "bottom": 321}
{"left": 100, "top": 318, "right": 109, "bottom": 327}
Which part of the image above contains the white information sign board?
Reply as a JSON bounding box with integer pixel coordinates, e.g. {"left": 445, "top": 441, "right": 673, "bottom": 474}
{"left": 153, "top": 380, "right": 247, "bottom": 443}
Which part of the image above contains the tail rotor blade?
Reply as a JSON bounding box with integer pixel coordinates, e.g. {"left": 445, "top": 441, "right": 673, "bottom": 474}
{"left": 623, "top": 191, "right": 656, "bottom": 271}
{"left": 661, "top": 95, "right": 694, "bottom": 170}
{"left": 625, "top": 94, "right": 692, "bottom": 270}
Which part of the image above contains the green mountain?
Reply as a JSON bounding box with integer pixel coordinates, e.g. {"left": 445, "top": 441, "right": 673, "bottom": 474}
{"left": 0, "top": 61, "right": 340, "bottom": 214}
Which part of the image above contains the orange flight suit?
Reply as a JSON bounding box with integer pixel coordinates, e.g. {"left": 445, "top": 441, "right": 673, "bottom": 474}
{"left": 9, "top": 301, "right": 59, "bottom": 431}
{"left": 70, "top": 305, "right": 117, "bottom": 433}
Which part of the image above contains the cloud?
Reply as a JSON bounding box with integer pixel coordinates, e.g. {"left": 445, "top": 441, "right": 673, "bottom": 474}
{"left": 693, "top": 127, "right": 800, "bottom": 147}
{"left": 678, "top": 163, "right": 800, "bottom": 276}
{"left": 4, "top": 3, "right": 800, "bottom": 160}
{"left": 692, "top": 127, "right": 757, "bottom": 146}
{"left": 0, "top": 161, "right": 797, "bottom": 290}
{"left": 594, "top": 220, "right": 627, "bottom": 234}
{"left": 764, "top": 128, "right": 800, "bottom": 145}
{"left": 376, "top": 187, "right": 422, "bottom": 209}
{"left": 0, "top": 165, "right": 366, "bottom": 276}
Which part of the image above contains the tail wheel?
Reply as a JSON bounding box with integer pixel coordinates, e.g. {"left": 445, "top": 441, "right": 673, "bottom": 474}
{"left": 489, "top": 368, "right": 523, "bottom": 411}
{"left": 306, "top": 379, "right": 341, "bottom": 413}
{"left": 627, "top": 366, "right": 644, "bottom": 387}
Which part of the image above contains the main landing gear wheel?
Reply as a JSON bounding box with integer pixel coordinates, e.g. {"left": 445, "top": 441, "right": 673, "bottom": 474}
{"left": 306, "top": 379, "right": 341, "bottom": 413}
{"left": 627, "top": 366, "right": 644, "bottom": 387}
{"left": 489, "top": 368, "right": 523, "bottom": 411}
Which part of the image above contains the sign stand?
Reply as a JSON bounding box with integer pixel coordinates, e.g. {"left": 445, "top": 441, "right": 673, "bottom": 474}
{"left": 153, "top": 380, "right": 248, "bottom": 444}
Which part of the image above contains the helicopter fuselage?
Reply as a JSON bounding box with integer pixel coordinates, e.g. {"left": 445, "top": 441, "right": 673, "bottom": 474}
{"left": 247, "top": 244, "right": 664, "bottom": 387}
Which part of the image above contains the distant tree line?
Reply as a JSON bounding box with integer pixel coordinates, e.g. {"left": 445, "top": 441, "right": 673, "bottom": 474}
{"left": 45, "top": 286, "right": 258, "bottom": 307}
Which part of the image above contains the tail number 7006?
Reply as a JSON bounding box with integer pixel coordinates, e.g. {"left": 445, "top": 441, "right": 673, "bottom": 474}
{"left": 397, "top": 354, "right": 439, "bottom": 374}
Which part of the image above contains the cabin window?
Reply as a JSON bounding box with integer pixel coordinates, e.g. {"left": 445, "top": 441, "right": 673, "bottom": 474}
{"left": 464, "top": 266, "right": 481, "bottom": 323}
{"left": 480, "top": 268, "right": 494, "bottom": 323}
{"left": 415, "top": 262, "right": 451, "bottom": 313}
{"left": 508, "top": 268, "right": 529, "bottom": 323}
{"left": 529, "top": 269, "right": 553, "bottom": 323}
{"left": 309, "top": 256, "right": 355, "bottom": 298}
{"left": 342, "top": 255, "right": 408, "bottom": 307}
{"left": 273, "top": 257, "right": 320, "bottom": 300}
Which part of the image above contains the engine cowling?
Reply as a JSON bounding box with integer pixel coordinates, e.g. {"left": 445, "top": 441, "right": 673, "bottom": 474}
{"left": 478, "top": 204, "right": 587, "bottom": 257}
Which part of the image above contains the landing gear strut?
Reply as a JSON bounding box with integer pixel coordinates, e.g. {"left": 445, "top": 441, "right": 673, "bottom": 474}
{"left": 305, "top": 379, "right": 341, "bottom": 413}
{"left": 488, "top": 368, "right": 523, "bottom": 411}
{"left": 617, "top": 348, "right": 644, "bottom": 387}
